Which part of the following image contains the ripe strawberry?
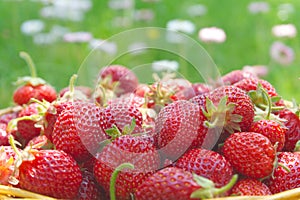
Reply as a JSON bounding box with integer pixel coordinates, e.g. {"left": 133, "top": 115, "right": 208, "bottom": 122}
{"left": 99, "top": 65, "right": 139, "bottom": 96}
{"left": 14, "top": 103, "right": 42, "bottom": 145}
{"left": 0, "top": 109, "right": 20, "bottom": 125}
{"left": 99, "top": 100, "right": 145, "bottom": 135}
{"left": 154, "top": 100, "right": 202, "bottom": 160}
{"left": 18, "top": 149, "right": 82, "bottom": 199}
{"left": 223, "top": 132, "right": 276, "bottom": 179}
{"left": 234, "top": 77, "right": 278, "bottom": 98}
{"left": 191, "top": 83, "right": 212, "bottom": 96}
{"left": 265, "top": 152, "right": 300, "bottom": 194}
{"left": 75, "top": 170, "right": 105, "bottom": 200}
{"left": 278, "top": 109, "right": 300, "bottom": 151}
{"left": 230, "top": 178, "right": 272, "bottom": 196}
{"left": 13, "top": 52, "right": 56, "bottom": 105}
{"left": 135, "top": 167, "right": 238, "bottom": 200}
{"left": 221, "top": 70, "right": 256, "bottom": 85}
{"left": 250, "top": 119, "right": 286, "bottom": 151}
{"left": 0, "top": 146, "right": 17, "bottom": 185}
{"left": 175, "top": 148, "right": 233, "bottom": 188}
{"left": 52, "top": 101, "right": 108, "bottom": 162}
{"left": 94, "top": 135, "right": 160, "bottom": 200}
{"left": 209, "top": 85, "right": 255, "bottom": 132}
{"left": 0, "top": 123, "right": 9, "bottom": 146}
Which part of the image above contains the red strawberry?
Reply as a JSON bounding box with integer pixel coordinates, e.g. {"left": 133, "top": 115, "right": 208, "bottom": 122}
{"left": 234, "top": 77, "right": 278, "bottom": 98}
{"left": 13, "top": 103, "right": 42, "bottom": 145}
{"left": 154, "top": 100, "right": 202, "bottom": 160}
{"left": 221, "top": 70, "right": 256, "bottom": 85}
{"left": 175, "top": 148, "right": 233, "bottom": 188}
{"left": 0, "top": 123, "right": 9, "bottom": 146}
{"left": 230, "top": 178, "right": 272, "bottom": 196}
{"left": 93, "top": 135, "right": 160, "bottom": 200}
{"left": 99, "top": 100, "right": 145, "bottom": 136}
{"left": 208, "top": 85, "right": 255, "bottom": 132}
{"left": 0, "top": 146, "right": 17, "bottom": 185}
{"left": 135, "top": 167, "right": 238, "bottom": 200}
{"left": 223, "top": 132, "right": 276, "bottom": 179}
{"left": 249, "top": 119, "right": 286, "bottom": 151}
{"left": 75, "top": 170, "right": 105, "bottom": 200}
{"left": 278, "top": 109, "right": 300, "bottom": 151}
{"left": 99, "top": 65, "right": 138, "bottom": 96}
{"left": 265, "top": 152, "right": 300, "bottom": 194}
{"left": 18, "top": 149, "right": 82, "bottom": 199}
{"left": 0, "top": 108, "right": 20, "bottom": 125}
{"left": 13, "top": 52, "right": 56, "bottom": 105}
{"left": 52, "top": 101, "right": 108, "bottom": 162}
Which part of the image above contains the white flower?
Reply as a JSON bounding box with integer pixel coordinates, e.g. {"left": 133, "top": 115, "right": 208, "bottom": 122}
{"left": 198, "top": 27, "right": 226, "bottom": 43}
{"left": 52, "top": 0, "right": 92, "bottom": 12}
{"left": 49, "top": 25, "right": 70, "bottom": 38}
{"left": 20, "top": 19, "right": 45, "bottom": 35}
{"left": 167, "top": 19, "right": 195, "bottom": 34}
{"left": 63, "top": 32, "right": 93, "bottom": 43}
{"left": 134, "top": 9, "right": 154, "bottom": 21}
{"left": 248, "top": 1, "right": 270, "bottom": 14}
{"left": 40, "top": 6, "right": 84, "bottom": 21}
{"left": 272, "top": 24, "right": 297, "bottom": 38}
{"left": 33, "top": 33, "right": 57, "bottom": 45}
{"left": 128, "top": 42, "right": 147, "bottom": 55}
{"left": 89, "top": 39, "right": 117, "bottom": 55}
{"left": 270, "top": 41, "right": 294, "bottom": 66}
{"left": 187, "top": 4, "right": 207, "bottom": 17}
{"left": 152, "top": 60, "right": 179, "bottom": 72}
{"left": 242, "top": 65, "right": 268, "bottom": 77}
{"left": 278, "top": 3, "right": 295, "bottom": 21}
{"left": 108, "top": 0, "right": 134, "bottom": 10}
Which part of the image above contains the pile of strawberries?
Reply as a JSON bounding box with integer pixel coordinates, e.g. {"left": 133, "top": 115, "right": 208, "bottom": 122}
{"left": 0, "top": 52, "right": 299, "bottom": 200}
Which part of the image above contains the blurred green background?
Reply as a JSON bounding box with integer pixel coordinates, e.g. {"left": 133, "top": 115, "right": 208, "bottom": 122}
{"left": 0, "top": 0, "right": 299, "bottom": 109}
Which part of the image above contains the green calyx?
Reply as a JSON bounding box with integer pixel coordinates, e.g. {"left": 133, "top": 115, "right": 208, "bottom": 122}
{"left": 15, "top": 51, "right": 46, "bottom": 86}
{"left": 105, "top": 118, "right": 137, "bottom": 140}
{"left": 109, "top": 163, "right": 134, "bottom": 200}
{"left": 190, "top": 174, "right": 238, "bottom": 199}
{"left": 203, "top": 96, "right": 242, "bottom": 134}
{"left": 294, "top": 140, "right": 300, "bottom": 152}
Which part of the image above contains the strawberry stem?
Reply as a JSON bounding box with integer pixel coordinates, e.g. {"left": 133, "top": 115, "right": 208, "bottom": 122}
{"left": 19, "top": 51, "right": 37, "bottom": 78}
{"left": 110, "top": 163, "right": 134, "bottom": 200}
{"left": 190, "top": 174, "right": 238, "bottom": 199}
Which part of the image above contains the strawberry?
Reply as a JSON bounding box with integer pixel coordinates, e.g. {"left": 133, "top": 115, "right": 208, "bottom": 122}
{"left": 265, "top": 152, "right": 300, "bottom": 194}
{"left": 99, "top": 100, "right": 145, "bottom": 136}
{"left": 175, "top": 148, "right": 233, "bottom": 188}
{"left": 0, "top": 146, "right": 17, "bottom": 185}
{"left": 135, "top": 167, "right": 238, "bottom": 200}
{"left": 230, "top": 178, "right": 272, "bottom": 196}
{"left": 154, "top": 100, "right": 202, "bottom": 160}
{"left": 75, "top": 170, "right": 105, "bottom": 200}
{"left": 0, "top": 123, "right": 9, "bottom": 146}
{"left": 99, "top": 65, "right": 139, "bottom": 97}
{"left": 221, "top": 70, "right": 256, "bottom": 85}
{"left": 234, "top": 77, "right": 278, "bottom": 98}
{"left": 278, "top": 109, "right": 300, "bottom": 151}
{"left": 223, "top": 132, "right": 276, "bottom": 179}
{"left": 208, "top": 85, "right": 255, "bottom": 133}
{"left": 9, "top": 103, "right": 42, "bottom": 146}
{"left": 13, "top": 52, "right": 56, "bottom": 105}
{"left": 93, "top": 135, "right": 160, "bottom": 200}
{"left": 18, "top": 149, "right": 82, "bottom": 199}
{"left": 52, "top": 101, "right": 108, "bottom": 162}
{"left": 249, "top": 119, "right": 286, "bottom": 151}
{"left": 191, "top": 83, "right": 212, "bottom": 96}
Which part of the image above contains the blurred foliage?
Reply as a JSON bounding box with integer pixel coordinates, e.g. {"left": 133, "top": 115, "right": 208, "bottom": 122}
{"left": 0, "top": 0, "right": 299, "bottom": 108}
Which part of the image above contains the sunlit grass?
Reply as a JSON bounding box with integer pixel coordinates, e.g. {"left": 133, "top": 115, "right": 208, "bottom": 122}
{"left": 0, "top": 0, "right": 299, "bottom": 108}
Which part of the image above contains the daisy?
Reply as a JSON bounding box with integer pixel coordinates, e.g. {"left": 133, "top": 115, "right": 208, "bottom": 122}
{"left": 20, "top": 19, "right": 45, "bottom": 36}
{"left": 63, "top": 32, "right": 93, "bottom": 43}
{"left": 272, "top": 24, "right": 297, "bottom": 38}
{"left": 198, "top": 27, "right": 226, "bottom": 43}
{"left": 248, "top": 1, "right": 269, "bottom": 14}
{"left": 152, "top": 60, "right": 179, "bottom": 72}
{"left": 270, "top": 41, "right": 294, "bottom": 66}
{"left": 88, "top": 39, "right": 117, "bottom": 55}
{"left": 242, "top": 65, "right": 268, "bottom": 77}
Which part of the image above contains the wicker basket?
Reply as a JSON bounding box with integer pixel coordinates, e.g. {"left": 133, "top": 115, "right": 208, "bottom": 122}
{"left": 1, "top": 185, "right": 300, "bottom": 200}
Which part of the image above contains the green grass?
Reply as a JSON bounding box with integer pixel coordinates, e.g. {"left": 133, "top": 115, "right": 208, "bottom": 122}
{"left": 0, "top": 0, "right": 299, "bottom": 108}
